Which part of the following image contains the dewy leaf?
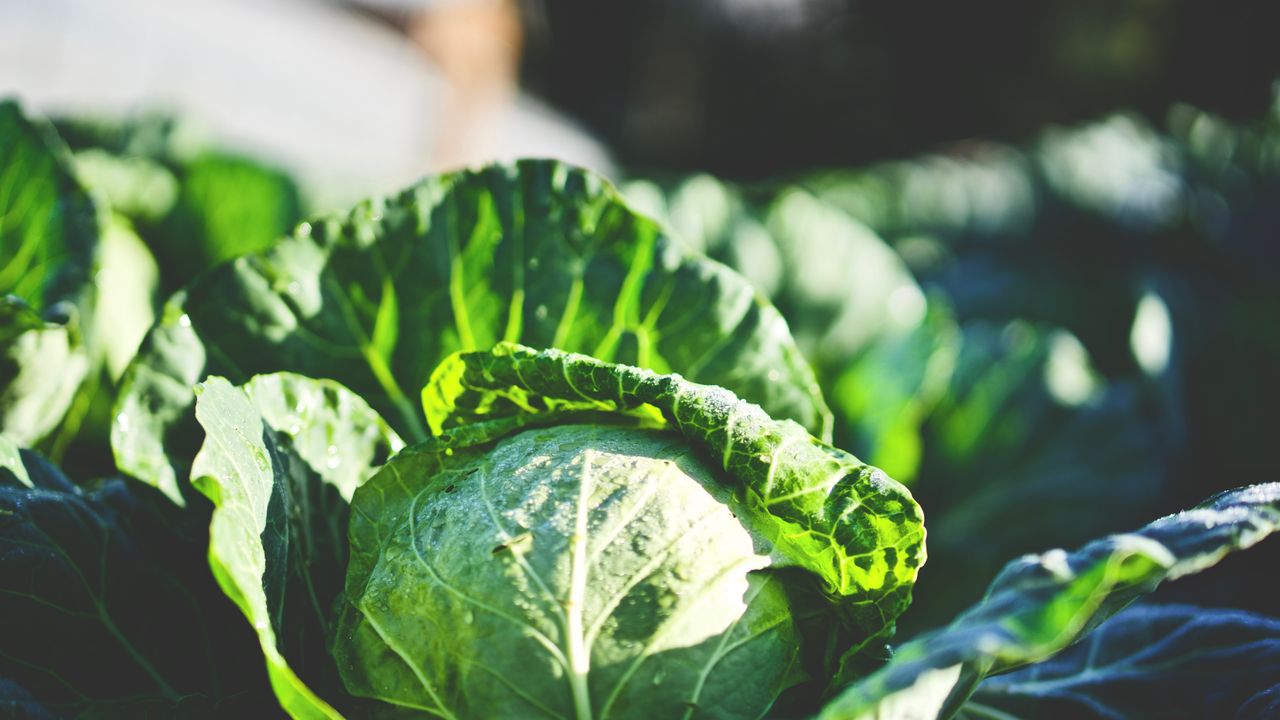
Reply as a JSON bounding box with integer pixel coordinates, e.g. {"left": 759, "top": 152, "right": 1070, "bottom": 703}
{"left": 190, "top": 377, "right": 344, "bottom": 719}
{"left": 422, "top": 343, "right": 925, "bottom": 641}
{"left": 818, "top": 483, "right": 1280, "bottom": 720}
{"left": 0, "top": 101, "right": 100, "bottom": 446}
{"left": 190, "top": 374, "right": 402, "bottom": 717}
{"left": 0, "top": 444, "right": 273, "bottom": 715}
{"left": 240, "top": 372, "right": 405, "bottom": 501}
{"left": 337, "top": 424, "right": 807, "bottom": 720}
{"left": 116, "top": 160, "right": 829, "bottom": 503}
{"left": 963, "top": 603, "right": 1280, "bottom": 720}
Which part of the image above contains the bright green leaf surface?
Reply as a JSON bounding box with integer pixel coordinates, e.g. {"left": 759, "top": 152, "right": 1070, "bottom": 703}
{"left": 190, "top": 377, "right": 346, "bottom": 719}
{"left": 94, "top": 214, "right": 158, "bottom": 379}
{"left": 111, "top": 294, "right": 206, "bottom": 504}
{"left": 1, "top": 305, "right": 91, "bottom": 446}
{"left": 0, "top": 100, "right": 98, "bottom": 311}
{"left": 190, "top": 374, "right": 407, "bottom": 717}
{"left": 241, "top": 372, "right": 404, "bottom": 501}
{"left": 116, "top": 160, "right": 829, "bottom": 504}
{"left": 0, "top": 100, "right": 100, "bottom": 446}
{"left": 819, "top": 483, "right": 1280, "bottom": 720}
{"left": 153, "top": 151, "right": 303, "bottom": 289}
{"left": 830, "top": 301, "right": 959, "bottom": 483}
{"left": 72, "top": 148, "right": 180, "bottom": 223}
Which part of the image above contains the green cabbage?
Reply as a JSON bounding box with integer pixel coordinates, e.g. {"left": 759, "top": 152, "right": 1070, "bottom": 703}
{"left": 337, "top": 424, "right": 803, "bottom": 719}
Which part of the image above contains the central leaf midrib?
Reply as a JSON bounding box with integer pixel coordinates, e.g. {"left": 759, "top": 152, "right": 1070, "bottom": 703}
{"left": 565, "top": 449, "right": 595, "bottom": 720}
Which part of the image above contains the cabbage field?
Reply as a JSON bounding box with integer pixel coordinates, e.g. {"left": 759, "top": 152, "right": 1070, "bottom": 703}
{"left": 2, "top": 94, "right": 1279, "bottom": 719}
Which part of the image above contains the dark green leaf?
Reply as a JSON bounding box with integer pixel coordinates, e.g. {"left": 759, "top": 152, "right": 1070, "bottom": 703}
{"left": 962, "top": 603, "right": 1280, "bottom": 720}
{"left": 0, "top": 446, "right": 271, "bottom": 716}
{"left": 819, "top": 483, "right": 1280, "bottom": 720}
{"left": 0, "top": 296, "right": 44, "bottom": 345}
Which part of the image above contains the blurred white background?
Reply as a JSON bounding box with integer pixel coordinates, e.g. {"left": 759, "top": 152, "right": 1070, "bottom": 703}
{"left": 0, "top": 0, "right": 612, "bottom": 205}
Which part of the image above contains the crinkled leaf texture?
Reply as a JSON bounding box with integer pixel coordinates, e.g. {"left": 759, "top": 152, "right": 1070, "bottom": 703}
{"left": 961, "top": 603, "right": 1280, "bottom": 719}
{"left": 818, "top": 482, "right": 1280, "bottom": 720}
{"left": 330, "top": 344, "right": 923, "bottom": 719}
{"left": 424, "top": 343, "right": 925, "bottom": 637}
{"left": 1, "top": 100, "right": 99, "bottom": 446}
{"left": 0, "top": 437, "right": 273, "bottom": 716}
{"left": 189, "top": 375, "right": 403, "bottom": 718}
{"left": 115, "top": 160, "right": 829, "bottom": 505}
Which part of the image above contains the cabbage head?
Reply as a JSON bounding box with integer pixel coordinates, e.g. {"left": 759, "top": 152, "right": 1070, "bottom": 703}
{"left": 336, "top": 424, "right": 803, "bottom": 719}
{"left": 326, "top": 345, "right": 928, "bottom": 719}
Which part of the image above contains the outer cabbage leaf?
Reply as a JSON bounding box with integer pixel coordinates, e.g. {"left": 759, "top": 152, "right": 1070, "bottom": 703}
{"left": 188, "top": 375, "right": 403, "bottom": 718}
{"left": 116, "top": 160, "right": 830, "bottom": 505}
{"left": 338, "top": 424, "right": 805, "bottom": 719}
{"left": 0, "top": 440, "right": 273, "bottom": 715}
{"left": 0, "top": 100, "right": 99, "bottom": 446}
{"left": 422, "top": 343, "right": 925, "bottom": 644}
{"left": 961, "top": 603, "right": 1280, "bottom": 719}
{"left": 818, "top": 483, "right": 1280, "bottom": 720}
